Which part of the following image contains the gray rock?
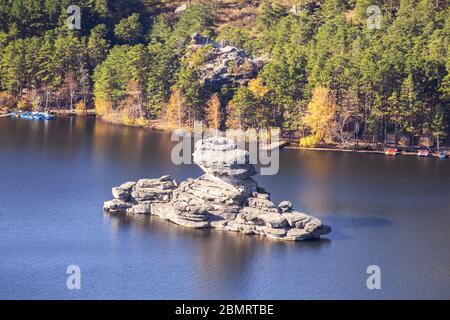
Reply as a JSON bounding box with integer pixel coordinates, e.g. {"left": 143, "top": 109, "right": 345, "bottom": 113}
{"left": 221, "top": 45, "right": 236, "bottom": 54}
{"left": 285, "top": 228, "right": 311, "bottom": 241}
{"left": 136, "top": 177, "right": 176, "bottom": 189}
{"left": 247, "top": 197, "right": 276, "bottom": 209}
{"left": 174, "top": 4, "right": 187, "bottom": 14}
{"left": 264, "top": 226, "right": 287, "bottom": 238}
{"left": 103, "top": 200, "right": 117, "bottom": 211}
{"left": 304, "top": 217, "right": 322, "bottom": 232}
{"left": 240, "top": 224, "right": 258, "bottom": 235}
{"left": 224, "top": 221, "right": 241, "bottom": 232}
{"left": 255, "top": 193, "right": 270, "bottom": 200}
{"left": 193, "top": 137, "right": 257, "bottom": 179}
{"left": 210, "top": 219, "right": 228, "bottom": 229}
{"left": 103, "top": 136, "right": 331, "bottom": 241}
{"left": 127, "top": 203, "right": 151, "bottom": 215}
{"left": 103, "top": 199, "right": 132, "bottom": 213}
{"left": 238, "top": 207, "right": 266, "bottom": 225}
{"left": 315, "top": 225, "right": 332, "bottom": 236}
{"left": 170, "top": 217, "right": 210, "bottom": 229}
{"left": 282, "top": 211, "right": 310, "bottom": 227}
{"left": 262, "top": 213, "right": 289, "bottom": 228}
{"left": 112, "top": 187, "right": 130, "bottom": 200}
{"left": 119, "top": 181, "right": 136, "bottom": 192}
{"left": 150, "top": 203, "right": 168, "bottom": 218}
{"left": 279, "top": 201, "right": 293, "bottom": 213}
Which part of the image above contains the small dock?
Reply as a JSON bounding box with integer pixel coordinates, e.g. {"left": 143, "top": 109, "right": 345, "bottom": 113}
{"left": 0, "top": 113, "right": 13, "bottom": 118}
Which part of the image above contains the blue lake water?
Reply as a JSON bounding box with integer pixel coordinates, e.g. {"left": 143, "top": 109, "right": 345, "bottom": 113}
{"left": 0, "top": 117, "right": 449, "bottom": 299}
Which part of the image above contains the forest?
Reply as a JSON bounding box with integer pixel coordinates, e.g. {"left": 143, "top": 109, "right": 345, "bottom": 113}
{"left": 0, "top": 0, "right": 449, "bottom": 149}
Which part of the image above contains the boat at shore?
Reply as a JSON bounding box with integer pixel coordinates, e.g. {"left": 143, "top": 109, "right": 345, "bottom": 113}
{"left": 14, "top": 112, "right": 55, "bottom": 120}
{"left": 418, "top": 149, "right": 430, "bottom": 157}
{"left": 385, "top": 148, "right": 398, "bottom": 156}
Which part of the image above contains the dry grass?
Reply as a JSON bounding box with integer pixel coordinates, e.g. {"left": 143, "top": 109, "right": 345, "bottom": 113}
{"left": 146, "top": 0, "right": 295, "bottom": 34}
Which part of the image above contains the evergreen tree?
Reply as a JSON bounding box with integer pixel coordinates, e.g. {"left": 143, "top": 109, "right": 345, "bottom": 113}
{"left": 114, "top": 13, "right": 143, "bottom": 44}
{"left": 176, "top": 63, "right": 203, "bottom": 125}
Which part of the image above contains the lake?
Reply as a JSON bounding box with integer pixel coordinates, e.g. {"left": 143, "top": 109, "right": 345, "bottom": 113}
{"left": 0, "top": 117, "right": 449, "bottom": 299}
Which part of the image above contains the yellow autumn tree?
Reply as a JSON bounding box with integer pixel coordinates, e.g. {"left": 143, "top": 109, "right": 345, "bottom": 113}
{"left": 225, "top": 100, "right": 241, "bottom": 130}
{"left": 75, "top": 100, "right": 87, "bottom": 115}
{"left": 94, "top": 97, "right": 111, "bottom": 116}
{"left": 248, "top": 77, "right": 269, "bottom": 98}
{"left": 300, "top": 86, "right": 337, "bottom": 147}
{"left": 205, "top": 93, "right": 222, "bottom": 129}
{"left": 166, "top": 86, "right": 186, "bottom": 128}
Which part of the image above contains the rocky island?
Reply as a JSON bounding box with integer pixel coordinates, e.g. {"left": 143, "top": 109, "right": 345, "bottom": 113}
{"left": 103, "top": 137, "right": 331, "bottom": 241}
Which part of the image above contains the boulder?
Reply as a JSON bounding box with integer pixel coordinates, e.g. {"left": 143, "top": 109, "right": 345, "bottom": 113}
{"left": 282, "top": 211, "right": 310, "bottom": 227}
{"left": 119, "top": 181, "right": 136, "bottom": 192}
{"left": 174, "top": 4, "right": 188, "bottom": 14}
{"left": 210, "top": 219, "right": 228, "bottom": 229}
{"left": 262, "top": 213, "right": 289, "bottom": 228}
{"left": 127, "top": 203, "right": 151, "bottom": 215}
{"left": 103, "top": 199, "right": 132, "bottom": 213}
{"left": 193, "top": 137, "right": 257, "bottom": 180}
{"left": 279, "top": 201, "right": 293, "bottom": 213}
{"left": 247, "top": 197, "right": 276, "bottom": 209}
{"left": 112, "top": 187, "right": 130, "bottom": 200}
{"left": 170, "top": 217, "right": 210, "bottom": 229}
{"left": 285, "top": 228, "right": 311, "bottom": 241}
{"left": 103, "top": 135, "right": 331, "bottom": 241}
{"left": 255, "top": 193, "right": 270, "bottom": 200}
{"left": 264, "top": 226, "right": 287, "bottom": 238}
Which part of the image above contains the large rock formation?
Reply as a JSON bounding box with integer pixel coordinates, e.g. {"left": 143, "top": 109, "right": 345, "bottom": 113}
{"left": 104, "top": 137, "right": 331, "bottom": 241}
{"left": 189, "top": 33, "right": 265, "bottom": 91}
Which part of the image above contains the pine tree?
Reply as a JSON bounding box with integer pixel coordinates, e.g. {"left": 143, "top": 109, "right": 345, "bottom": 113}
{"left": 88, "top": 24, "right": 109, "bottom": 67}
{"left": 177, "top": 63, "right": 203, "bottom": 125}
{"left": 230, "top": 86, "right": 258, "bottom": 129}
{"left": 114, "top": 13, "right": 142, "bottom": 45}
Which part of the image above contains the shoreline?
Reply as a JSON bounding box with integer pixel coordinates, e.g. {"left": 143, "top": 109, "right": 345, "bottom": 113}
{"left": 5, "top": 111, "right": 448, "bottom": 158}
{"left": 285, "top": 146, "right": 447, "bottom": 157}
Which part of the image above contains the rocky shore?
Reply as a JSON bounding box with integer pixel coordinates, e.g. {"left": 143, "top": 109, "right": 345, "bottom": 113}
{"left": 104, "top": 137, "right": 331, "bottom": 241}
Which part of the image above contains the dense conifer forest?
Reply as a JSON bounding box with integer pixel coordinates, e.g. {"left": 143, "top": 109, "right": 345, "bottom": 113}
{"left": 0, "top": 0, "right": 449, "bottom": 148}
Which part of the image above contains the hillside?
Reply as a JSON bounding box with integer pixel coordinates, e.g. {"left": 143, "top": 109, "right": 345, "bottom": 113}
{"left": 0, "top": 0, "right": 449, "bottom": 149}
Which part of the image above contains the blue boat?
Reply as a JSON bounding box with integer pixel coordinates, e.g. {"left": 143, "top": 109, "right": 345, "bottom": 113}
{"left": 33, "top": 112, "right": 55, "bottom": 120}
{"left": 20, "top": 112, "right": 35, "bottom": 119}
{"left": 439, "top": 151, "right": 448, "bottom": 160}
{"left": 19, "top": 112, "right": 55, "bottom": 120}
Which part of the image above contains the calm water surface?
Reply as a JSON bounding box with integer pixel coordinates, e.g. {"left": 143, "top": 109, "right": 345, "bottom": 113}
{"left": 0, "top": 117, "right": 449, "bottom": 299}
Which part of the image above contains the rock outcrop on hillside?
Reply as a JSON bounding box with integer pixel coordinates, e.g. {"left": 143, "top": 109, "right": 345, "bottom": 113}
{"left": 104, "top": 137, "right": 331, "bottom": 241}
{"left": 189, "top": 33, "right": 265, "bottom": 91}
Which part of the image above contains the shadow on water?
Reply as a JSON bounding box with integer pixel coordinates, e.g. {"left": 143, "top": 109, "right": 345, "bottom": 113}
{"left": 321, "top": 215, "right": 393, "bottom": 241}
{"left": 106, "top": 211, "right": 332, "bottom": 295}
{"left": 325, "top": 216, "right": 392, "bottom": 228}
